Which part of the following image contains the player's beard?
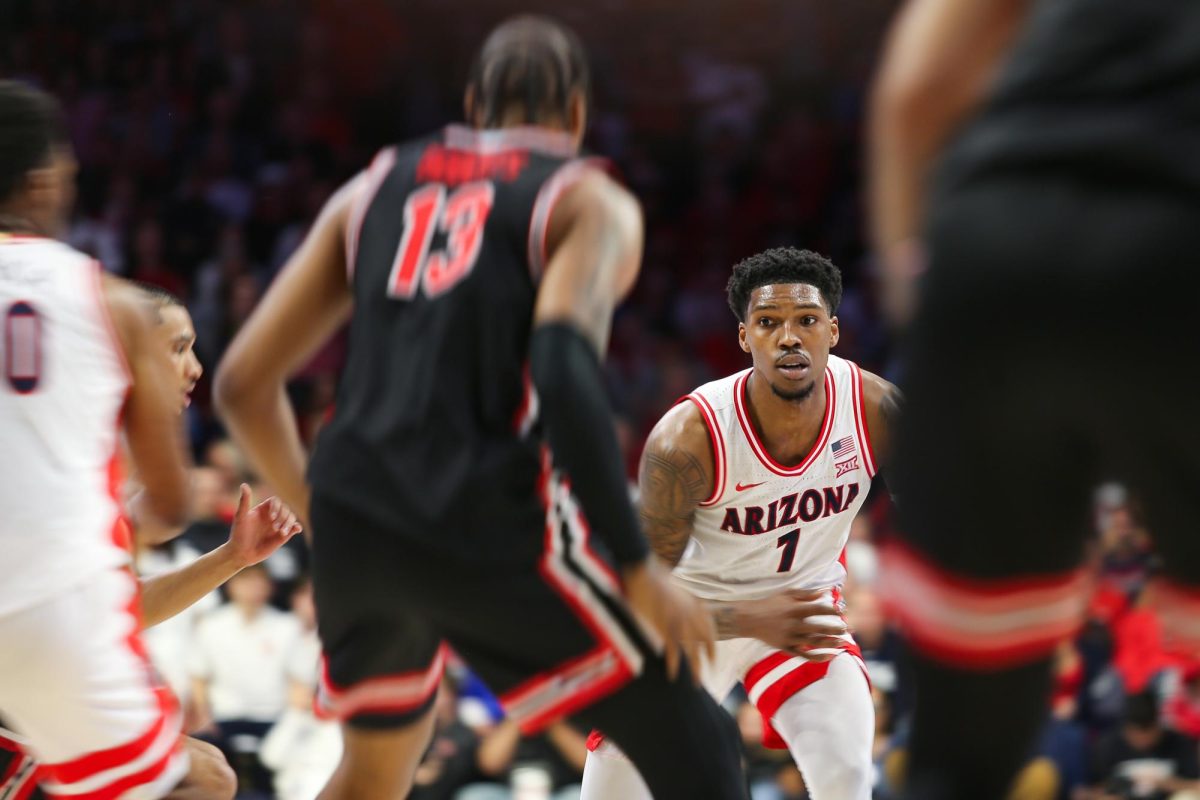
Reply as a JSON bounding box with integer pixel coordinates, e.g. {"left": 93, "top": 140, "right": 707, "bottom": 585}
{"left": 769, "top": 378, "right": 817, "bottom": 403}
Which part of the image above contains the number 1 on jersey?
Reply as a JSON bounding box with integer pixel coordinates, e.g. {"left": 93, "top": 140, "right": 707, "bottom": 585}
{"left": 776, "top": 528, "right": 800, "bottom": 573}
{"left": 388, "top": 181, "right": 495, "bottom": 300}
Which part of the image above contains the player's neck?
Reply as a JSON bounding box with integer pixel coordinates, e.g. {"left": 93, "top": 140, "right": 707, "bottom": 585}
{"left": 744, "top": 370, "right": 828, "bottom": 466}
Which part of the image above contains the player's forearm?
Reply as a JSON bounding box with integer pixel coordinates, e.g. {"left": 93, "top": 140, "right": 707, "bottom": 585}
{"left": 708, "top": 602, "right": 742, "bottom": 640}
{"left": 215, "top": 385, "right": 310, "bottom": 525}
{"left": 530, "top": 323, "right": 649, "bottom": 567}
{"left": 139, "top": 543, "right": 244, "bottom": 629}
{"left": 869, "top": 0, "right": 1030, "bottom": 250}
{"left": 126, "top": 489, "right": 187, "bottom": 546}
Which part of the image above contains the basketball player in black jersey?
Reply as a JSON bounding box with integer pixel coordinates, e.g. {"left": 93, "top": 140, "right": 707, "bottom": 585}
{"left": 216, "top": 16, "right": 747, "bottom": 800}
{"left": 870, "top": 1, "right": 1200, "bottom": 798}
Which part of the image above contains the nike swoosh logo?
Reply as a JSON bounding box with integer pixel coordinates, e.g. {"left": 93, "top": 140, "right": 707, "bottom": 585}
{"left": 735, "top": 481, "right": 765, "bottom": 492}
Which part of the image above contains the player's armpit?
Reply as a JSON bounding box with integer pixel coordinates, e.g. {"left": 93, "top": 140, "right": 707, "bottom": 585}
{"left": 637, "top": 401, "right": 715, "bottom": 568}
{"left": 104, "top": 274, "right": 191, "bottom": 533}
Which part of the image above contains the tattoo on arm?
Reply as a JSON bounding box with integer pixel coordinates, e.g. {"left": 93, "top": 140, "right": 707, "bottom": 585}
{"left": 638, "top": 444, "right": 710, "bottom": 567}
{"left": 711, "top": 603, "right": 740, "bottom": 640}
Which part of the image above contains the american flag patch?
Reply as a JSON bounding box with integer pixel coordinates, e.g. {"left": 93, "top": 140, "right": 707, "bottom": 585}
{"left": 831, "top": 435, "right": 857, "bottom": 459}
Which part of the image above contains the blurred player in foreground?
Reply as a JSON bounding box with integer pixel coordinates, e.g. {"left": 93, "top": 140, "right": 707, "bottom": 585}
{"left": 870, "top": 1, "right": 1200, "bottom": 797}
{"left": 217, "top": 15, "right": 747, "bottom": 800}
{"left": 0, "top": 79, "right": 215, "bottom": 799}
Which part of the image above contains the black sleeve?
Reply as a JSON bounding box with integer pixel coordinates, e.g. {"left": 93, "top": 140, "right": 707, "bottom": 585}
{"left": 529, "top": 322, "right": 650, "bottom": 567}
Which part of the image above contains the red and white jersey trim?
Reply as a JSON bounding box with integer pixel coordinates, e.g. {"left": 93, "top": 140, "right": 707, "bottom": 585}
{"left": 526, "top": 158, "right": 609, "bottom": 280}
{"left": 879, "top": 539, "right": 1090, "bottom": 668}
{"left": 733, "top": 368, "right": 835, "bottom": 478}
{"left": 315, "top": 644, "right": 448, "bottom": 721}
{"left": 344, "top": 147, "right": 398, "bottom": 279}
{"left": 503, "top": 448, "right": 643, "bottom": 734}
{"left": 681, "top": 393, "right": 726, "bottom": 506}
{"left": 848, "top": 362, "right": 878, "bottom": 478}
{"left": 444, "top": 124, "right": 577, "bottom": 158}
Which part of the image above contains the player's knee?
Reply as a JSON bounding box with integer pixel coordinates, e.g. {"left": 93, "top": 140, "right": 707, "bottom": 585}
{"left": 808, "top": 753, "right": 873, "bottom": 799}
{"left": 183, "top": 739, "right": 237, "bottom": 799}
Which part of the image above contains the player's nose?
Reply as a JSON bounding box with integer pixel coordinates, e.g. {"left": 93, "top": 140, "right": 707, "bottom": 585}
{"left": 778, "top": 320, "right": 801, "bottom": 347}
{"left": 187, "top": 352, "right": 203, "bottom": 381}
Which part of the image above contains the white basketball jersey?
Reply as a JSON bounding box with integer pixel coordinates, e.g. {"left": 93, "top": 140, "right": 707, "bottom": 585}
{"left": 0, "top": 235, "right": 131, "bottom": 616}
{"left": 673, "top": 355, "right": 877, "bottom": 602}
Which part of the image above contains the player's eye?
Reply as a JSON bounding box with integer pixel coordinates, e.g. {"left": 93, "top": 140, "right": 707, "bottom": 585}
{"left": 757, "top": 317, "right": 775, "bottom": 327}
{"left": 802, "top": 316, "right": 817, "bottom": 326}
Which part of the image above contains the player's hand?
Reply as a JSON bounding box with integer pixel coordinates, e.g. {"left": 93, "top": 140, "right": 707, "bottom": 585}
{"left": 623, "top": 557, "right": 715, "bottom": 683}
{"left": 226, "top": 484, "right": 303, "bottom": 569}
{"left": 737, "top": 589, "right": 848, "bottom": 662}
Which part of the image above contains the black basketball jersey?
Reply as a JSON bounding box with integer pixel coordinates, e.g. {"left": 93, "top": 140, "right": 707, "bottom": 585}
{"left": 935, "top": 0, "right": 1200, "bottom": 199}
{"left": 308, "top": 125, "right": 603, "bottom": 557}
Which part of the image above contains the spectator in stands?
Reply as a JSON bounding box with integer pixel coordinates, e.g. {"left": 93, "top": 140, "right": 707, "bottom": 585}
{"left": 191, "top": 563, "right": 301, "bottom": 792}
{"left": 1166, "top": 664, "right": 1200, "bottom": 740}
{"left": 261, "top": 578, "right": 341, "bottom": 800}
{"left": 180, "top": 465, "right": 237, "bottom": 555}
{"left": 733, "top": 698, "right": 803, "bottom": 800}
{"left": 456, "top": 717, "right": 589, "bottom": 800}
{"left": 407, "top": 679, "right": 485, "bottom": 800}
{"left": 847, "top": 588, "right": 909, "bottom": 716}
{"left": 1083, "top": 692, "right": 1200, "bottom": 800}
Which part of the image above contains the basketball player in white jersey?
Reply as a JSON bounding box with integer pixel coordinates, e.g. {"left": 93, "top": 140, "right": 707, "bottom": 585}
{"left": 581, "top": 247, "right": 900, "bottom": 800}
{"left": 0, "top": 283, "right": 303, "bottom": 799}
{"left": 0, "top": 80, "right": 257, "bottom": 799}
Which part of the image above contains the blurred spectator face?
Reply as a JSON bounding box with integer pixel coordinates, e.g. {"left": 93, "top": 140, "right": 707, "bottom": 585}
{"left": 229, "top": 274, "right": 261, "bottom": 324}
{"left": 204, "top": 439, "right": 245, "bottom": 488}
{"left": 846, "top": 589, "right": 885, "bottom": 649}
{"left": 291, "top": 580, "right": 315, "bottom": 630}
{"left": 133, "top": 219, "right": 164, "bottom": 264}
{"left": 157, "top": 304, "right": 202, "bottom": 411}
{"left": 227, "top": 565, "right": 272, "bottom": 611}
{"left": 1121, "top": 694, "right": 1164, "bottom": 752}
{"left": 1124, "top": 720, "right": 1163, "bottom": 752}
{"left": 190, "top": 466, "right": 229, "bottom": 521}
{"left": 736, "top": 701, "right": 763, "bottom": 746}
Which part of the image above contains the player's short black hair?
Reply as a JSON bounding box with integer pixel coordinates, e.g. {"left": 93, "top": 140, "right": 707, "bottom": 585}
{"left": 0, "top": 81, "right": 68, "bottom": 205}
{"left": 467, "top": 15, "right": 590, "bottom": 127}
{"left": 136, "top": 282, "right": 184, "bottom": 310}
{"left": 135, "top": 282, "right": 184, "bottom": 324}
{"left": 726, "top": 247, "right": 843, "bottom": 322}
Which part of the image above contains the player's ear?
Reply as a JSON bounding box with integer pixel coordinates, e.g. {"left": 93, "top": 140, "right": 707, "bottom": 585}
{"left": 829, "top": 315, "right": 840, "bottom": 349}
{"left": 738, "top": 322, "right": 750, "bottom": 354}
{"left": 567, "top": 89, "right": 587, "bottom": 148}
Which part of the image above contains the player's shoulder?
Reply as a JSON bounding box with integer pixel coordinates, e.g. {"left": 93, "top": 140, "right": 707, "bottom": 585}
{"left": 858, "top": 367, "right": 900, "bottom": 416}
{"left": 556, "top": 166, "right": 640, "bottom": 227}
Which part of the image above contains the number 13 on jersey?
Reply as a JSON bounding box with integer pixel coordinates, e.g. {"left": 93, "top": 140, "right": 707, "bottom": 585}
{"left": 388, "top": 181, "right": 495, "bottom": 300}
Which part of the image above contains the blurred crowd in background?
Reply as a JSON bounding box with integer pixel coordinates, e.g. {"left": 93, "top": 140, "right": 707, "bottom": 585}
{"left": 7, "top": 1, "right": 1200, "bottom": 798}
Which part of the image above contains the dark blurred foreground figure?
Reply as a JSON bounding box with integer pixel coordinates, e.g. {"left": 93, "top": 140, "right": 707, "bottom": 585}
{"left": 216, "top": 14, "right": 746, "bottom": 800}
{"left": 869, "top": 0, "right": 1200, "bottom": 797}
